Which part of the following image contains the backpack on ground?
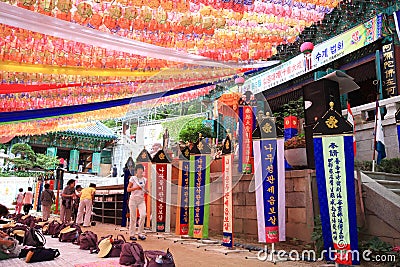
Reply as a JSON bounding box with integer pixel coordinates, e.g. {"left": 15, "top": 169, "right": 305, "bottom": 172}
{"left": 24, "top": 247, "right": 60, "bottom": 263}
{"left": 17, "top": 215, "right": 35, "bottom": 228}
{"left": 77, "top": 231, "right": 98, "bottom": 251}
{"left": 96, "top": 234, "right": 126, "bottom": 257}
{"left": 9, "top": 225, "right": 29, "bottom": 244}
{"left": 46, "top": 220, "right": 61, "bottom": 236}
{"left": 119, "top": 242, "right": 145, "bottom": 266}
{"left": 144, "top": 249, "right": 175, "bottom": 267}
{"left": 51, "top": 222, "right": 67, "bottom": 238}
{"left": 58, "top": 224, "right": 81, "bottom": 243}
{"left": 23, "top": 227, "right": 46, "bottom": 247}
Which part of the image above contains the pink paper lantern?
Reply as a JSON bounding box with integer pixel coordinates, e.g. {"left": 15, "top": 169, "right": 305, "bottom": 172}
{"left": 235, "top": 76, "right": 245, "bottom": 86}
{"left": 300, "top": 42, "right": 314, "bottom": 53}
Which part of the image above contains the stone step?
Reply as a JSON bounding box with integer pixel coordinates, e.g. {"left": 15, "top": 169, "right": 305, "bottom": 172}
{"left": 390, "top": 188, "right": 400, "bottom": 196}
{"left": 375, "top": 179, "right": 400, "bottom": 190}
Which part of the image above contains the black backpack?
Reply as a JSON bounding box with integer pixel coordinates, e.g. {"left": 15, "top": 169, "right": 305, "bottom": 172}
{"left": 23, "top": 227, "right": 46, "bottom": 247}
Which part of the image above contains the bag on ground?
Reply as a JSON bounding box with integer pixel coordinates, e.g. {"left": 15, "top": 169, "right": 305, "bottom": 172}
{"left": 58, "top": 225, "right": 80, "bottom": 243}
{"left": 96, "top": 234, "right": 126, "bottom": 257}
{"left": 144, "top": 249, "right": 175, "bottom": 267}
{"left": 23, "top": 227, "right": 46, "bottom": 247}
{"left": 51, "top": 222, "right": 67, "bottom": 238}
{"left": 77, "top": 231, "right": 98, "bottom": 251}
{"left": 119, "top": 242, "right": 145, "bottom": 266}
{"left": 25, "top": 247, "right": 60, "bottom": 263}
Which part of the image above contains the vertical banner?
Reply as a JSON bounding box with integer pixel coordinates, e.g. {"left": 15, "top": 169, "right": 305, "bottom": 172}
{"left": 33, "top": 179, "right": 42, "bottom": 211}
{"left": 238, "top": 105, "right": 254, "bottom": 174}
{"left": 91, "top": 152, "right": 101, "bottom": 173}
{"left": 176, "top": 147, "right": 191, "bottom": 236}
{"left": 121, "top": 157, "right": 135, "bottom": 227}
{"left": 284, "top": 116, "right": 298, "bottom": 169}
{"left": 222, "top": 138, "right": 234, "bottom": 247}
{"left": 141, "top": 162, "right": 153, "bottom": 229}
{"left": 253, "top": 116, "right": 285, "bottom": 243}
{"left": 151, "top": 150, "right": 171, "bottom": 233}
{"left": 313, "top": 103, "right": 359, "bottom": 265}
{"left": 136, "top": 149, "right": 152, "bottom": 229}
{"left": 396, "top": 108, "right": 400, "bottom": 152}
{"left": 381, "top": 42, "right": 398, "bottom": 98}
{"left": 69, "top": 149, "right": 79, "bottom": 172}
{"left": 36, "top": 180, "right": 44, "bottom": 212}
{"left": 46, "top": 147, "right": 57, "bottom": 169}
{"left": 189, "top": 155, "right": 211, "bottom": 239}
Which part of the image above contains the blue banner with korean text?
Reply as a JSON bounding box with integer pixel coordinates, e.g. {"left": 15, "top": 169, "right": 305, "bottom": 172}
{"left": 254, "top": 139, "right": 280, "bottom": 243}
{"left": 397, "top": 124, "right": 400, "bottom": 152}
{"left": 176, "top": 160, "right": 190, "bottom": 236}
{"left": 313, "top": 135, "right": 359, "bottom": 265}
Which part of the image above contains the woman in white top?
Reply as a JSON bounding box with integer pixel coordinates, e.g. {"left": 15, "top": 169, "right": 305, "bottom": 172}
{"left": 127, "top": 164, "right": 147, "bottom": 241}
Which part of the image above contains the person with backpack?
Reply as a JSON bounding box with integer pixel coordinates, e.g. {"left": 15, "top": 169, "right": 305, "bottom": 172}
{"left": 76, "top": 183, "right": 96, "bottom": 227}
{"left": 22, "top": 187, "right": 34, "bottom": 215}
{"left": 15, "top": 188, "right": 24, "bottom": 215}
{"left": 60, "top": 179, "right": 76, "bottom": 223}
{"left": 127, "top": 164, "right": 147, "bottom": 241}
{"left": 40, "top": 184, "right": 55, "bottom": 221}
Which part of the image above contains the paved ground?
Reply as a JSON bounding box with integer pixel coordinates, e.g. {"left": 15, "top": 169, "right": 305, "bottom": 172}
{"left": 1, "top": 222, "right": 325, "bottom": 266}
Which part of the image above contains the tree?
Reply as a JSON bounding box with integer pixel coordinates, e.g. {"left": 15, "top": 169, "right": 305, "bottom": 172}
{"left": 10, "top": 143, "right": 36, "bottom": 170}
{"left": 35, "top": 153, "right": 59, "bottom": 170}
{"left": 178, "top": 117, "right": 212, "bottom": 143}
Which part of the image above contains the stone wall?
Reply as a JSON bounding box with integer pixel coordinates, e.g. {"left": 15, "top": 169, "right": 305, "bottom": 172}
{"left": 207, "top": 170, "right": 316, "bottom": 243}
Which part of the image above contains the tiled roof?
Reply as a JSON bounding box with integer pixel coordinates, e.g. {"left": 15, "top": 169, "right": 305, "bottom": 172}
{"left": 64, "top": 121, "right": 117, "bottom": 139}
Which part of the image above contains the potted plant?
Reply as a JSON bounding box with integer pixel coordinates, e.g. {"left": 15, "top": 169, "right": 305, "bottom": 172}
{"left": 284, "top": 134, "right": 307, "bottom": 167}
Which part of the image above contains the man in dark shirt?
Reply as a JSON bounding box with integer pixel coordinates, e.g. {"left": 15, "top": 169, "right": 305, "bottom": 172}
{"left": 40, "top": 183, "right": 55, "bottom": 221}
{"left": 60, "top": 179, "right": 76, "bottom": 223}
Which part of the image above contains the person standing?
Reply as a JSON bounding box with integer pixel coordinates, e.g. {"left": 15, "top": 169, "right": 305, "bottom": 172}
{"left": 40, "top": 184, "right": 55, "bottom": 221}
{"left": 72, "top": 185, "right": 82, "bottom": 222}
{"left": 112, "top": 164, "right": 118, "bottom": 177}
{"left": 127, "top": 164, "right": 147, "bottom": 241}
{"left": 60, "top": 179, "right": 75, "bottom": 223}
{"left": 76, "top": 183, "right": 96, "bottom": 227}
{"left": 22, "top": 187, "right": 33, "bottom": 215}
{"left": 14, "top": 188, "right": 24, "bottom": 215}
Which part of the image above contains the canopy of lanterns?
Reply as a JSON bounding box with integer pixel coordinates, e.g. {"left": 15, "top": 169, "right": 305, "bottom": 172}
{"left": 0, "top": 0, "right": 342, "bottom": 136}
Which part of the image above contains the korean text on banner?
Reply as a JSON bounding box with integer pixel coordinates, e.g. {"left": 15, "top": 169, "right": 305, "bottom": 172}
{"left": 222, "top": 154, "right": 234, "bottom": 247}
{"left": 314, "top": 135, "right": 359, "bottom": 265}
{"left": 189, "top": 155, "right": 211, "bottom": 239}
{"left": 176, "top": 160, "right": 190, "bottom": 236}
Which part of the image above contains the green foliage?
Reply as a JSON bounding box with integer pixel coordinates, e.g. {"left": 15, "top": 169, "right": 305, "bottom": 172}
{"left": 377, "top": 158, "right": 400, "bottom": 174}
{"left": 178, "top": 117, "right": 212, "bottom": 143}
{"left": 273, "top": 97, "right": 304, "bottom": 130}
{"left": 102, "top": 119, "right": 117, "bottom": 129}
{"left": 0, "top": 144, "right": 7, "bottom": 153}
{"left": 0, "top": 171, "right": 42, "bottom": 177}
{"left": 10, "top": 143, "right": 36, "bottom": 170}
{"left": 360, "top": 237, "right": 392, "bottom": 254}
{"left": 35, "top": 153, "right": 59, "bottom": 170}
{"left": 311, "top": 216, "right": 324, "bottom": 255}
{"left": 11, "top": 143, "right": 36, "bottom": 161}
{"left": 9, "top": 158, "right": 33, "bottom": 170}
{"left": 355, "top": 158, "right": 400, "bottom": 174}
{"left": 161, "top": 116, "right": 206, "bottom": 142}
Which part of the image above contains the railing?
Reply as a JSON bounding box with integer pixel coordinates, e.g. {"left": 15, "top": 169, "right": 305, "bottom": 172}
{"left": 342, "top": 95, "right": 400, "bottom": 123}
